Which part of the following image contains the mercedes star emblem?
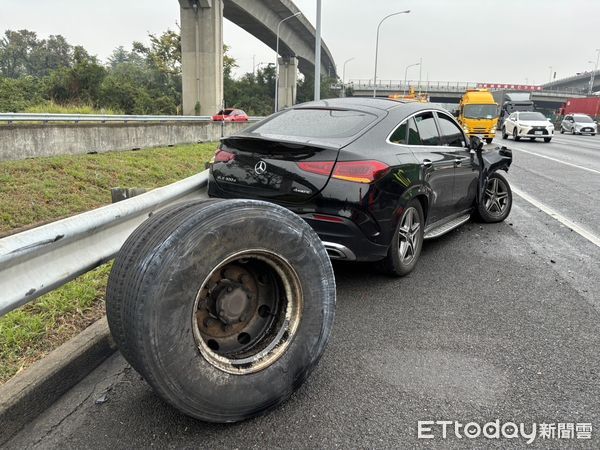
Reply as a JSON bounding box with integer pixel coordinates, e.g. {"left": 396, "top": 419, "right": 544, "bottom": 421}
{"left": 254, "top": 160, "right": 267, "bottom": 175}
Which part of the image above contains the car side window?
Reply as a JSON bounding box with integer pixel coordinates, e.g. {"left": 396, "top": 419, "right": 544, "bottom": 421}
{"left": 436, "top": 112, "right": 466, "bottom": 147}
{"left": 407, "top": 118, "right": 421, "bottom": 145}
{"left": 414, "top": 112, "right": 441, "bottom": 146}
{"left": 389, "top": 121, "right": 408, "bottom": 144}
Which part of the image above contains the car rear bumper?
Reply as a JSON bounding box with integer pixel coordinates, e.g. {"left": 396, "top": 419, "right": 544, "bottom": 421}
{"left": 299, "top": 214, "right": 389, "bottom": 262}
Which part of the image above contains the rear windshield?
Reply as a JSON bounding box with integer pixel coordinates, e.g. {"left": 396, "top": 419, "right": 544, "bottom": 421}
{"left": 519, "top": 112, "right": 546, "bottom": 121}
{"left": 250, "top": 108, "right": 377, "bottom": 139}
{"left": 574, "top": 115, "right": 593, "bottom": 123}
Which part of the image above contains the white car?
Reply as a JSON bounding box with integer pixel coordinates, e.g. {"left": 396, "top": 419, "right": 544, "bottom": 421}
{"left": 560, "top": 114, "right": 597, "bottom": 136}
{"left": 501, "top": 111, "right": 554, "bottom": 143}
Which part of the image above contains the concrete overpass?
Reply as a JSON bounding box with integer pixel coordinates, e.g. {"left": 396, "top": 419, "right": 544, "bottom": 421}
{"left": 178, "top": 0, "right": 337, "bottom": 115}
{"left": 542, "top": 70, "right": 600, "bottom": 94}
{"left": 348, "top": 80, "right": 588, "bottom": 112}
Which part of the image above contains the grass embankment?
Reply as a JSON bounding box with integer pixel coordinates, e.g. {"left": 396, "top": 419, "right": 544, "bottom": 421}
{"left": 23, "top": 101, "right": 123, "bottom": 115}
{"left": 0, "top": 143, "right": 217, "bottom": 383}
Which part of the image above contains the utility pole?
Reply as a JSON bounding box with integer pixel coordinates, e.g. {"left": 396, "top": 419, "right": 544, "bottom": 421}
{"left": 590, "top": 49, "right": 600, "bottom": 95}
{"left": 314, "top": 0, "right": 322, "bottom": 101}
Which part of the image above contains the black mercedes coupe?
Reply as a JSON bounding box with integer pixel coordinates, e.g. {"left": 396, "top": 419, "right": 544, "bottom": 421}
{"left": 208, "top": 98, "right": 513, "bottom": 276}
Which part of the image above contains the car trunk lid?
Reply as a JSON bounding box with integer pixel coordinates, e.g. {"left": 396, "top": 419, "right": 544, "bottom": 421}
{"left": 211, "top": 136, "right": 341, "bottom": 204}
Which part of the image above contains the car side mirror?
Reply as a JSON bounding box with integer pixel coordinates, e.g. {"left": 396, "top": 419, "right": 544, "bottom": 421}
{"left": 547, "top": 118, "right": 551, "bottom": 121}
{"left": 469, "top": 135, "right": 484, "bottom": 152}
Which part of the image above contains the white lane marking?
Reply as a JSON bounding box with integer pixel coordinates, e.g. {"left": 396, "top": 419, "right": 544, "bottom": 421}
{"left": 512, "top": 186, "right": 600, "bottom": 248}
{"left": 509, "top": 146, "right": 600, "bottom": 175}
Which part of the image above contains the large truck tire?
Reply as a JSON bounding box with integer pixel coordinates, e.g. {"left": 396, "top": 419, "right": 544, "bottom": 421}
{"left": 106, "top": 199, "right": 336, "bottom": 422}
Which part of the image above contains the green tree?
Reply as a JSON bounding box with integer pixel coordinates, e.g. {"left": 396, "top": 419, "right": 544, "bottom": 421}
{"left": 0, "top": 76, "right": 45, "bottom": 111}
{"left": 0, "top": 30, "right": 78, "bottom": 78}
{"left": 133, "top": 30, "right": 181, "bottom": 76}
{"left": 0, "top": 30, "right": 39, "bottom": 78}
{"left": 296, "top": 74, "right": 338, "bottom": 103}
{"left": 46, "top": 56, "right": 106, "bottom": 105}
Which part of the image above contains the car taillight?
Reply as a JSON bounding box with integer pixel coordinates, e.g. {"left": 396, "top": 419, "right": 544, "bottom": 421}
{"left": 214, "top": 149, "right": 235, "bottom": 162}
{"left": 297, "top": 161, "right": 335, "bottom": 177}
{"left": 298, "top": 160, "right": 389, "bottom": 184}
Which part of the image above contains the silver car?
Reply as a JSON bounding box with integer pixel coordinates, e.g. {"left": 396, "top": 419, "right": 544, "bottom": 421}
{"left": 560, "top": 114, "right": 597, "bottom": 136}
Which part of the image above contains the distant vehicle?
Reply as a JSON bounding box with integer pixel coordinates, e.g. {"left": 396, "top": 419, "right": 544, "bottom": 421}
{"left": 457, "top": 89, "right": 498, "bottom": 144}
{"left": 502, "top": 111, "right": 554, "bottom": 142}
{"left": 560, "top": 114, "right": 597, "bottom": 135}
{"left": 389, "top": 87, "right": 429, "bottom": 103}
{"left": 212, "top": 109, "right": 249, "bottom": 122}
{"left": 209, "top": 98, "right": 513, "bottom": 277}
{"left": 559, "top": 97, "right": 600, "bottom": 118}
{"left": 492, "top": 91, "right": 535, "bottom": 129}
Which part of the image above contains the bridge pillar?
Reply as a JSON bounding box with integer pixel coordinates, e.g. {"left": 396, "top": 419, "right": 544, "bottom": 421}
{"left": 179, "top": 0, "right": 223, "bottom": 116}
{"left": 277, "top": 57, "right": 298, "bottom": 110}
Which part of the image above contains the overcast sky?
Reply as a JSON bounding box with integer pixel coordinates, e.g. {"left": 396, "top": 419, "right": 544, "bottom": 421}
{"left": 2, "top": 0, "right": 599, "bottom": 85}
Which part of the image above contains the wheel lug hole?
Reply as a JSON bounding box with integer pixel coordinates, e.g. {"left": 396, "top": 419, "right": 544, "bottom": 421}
{"left": 237, "top": 333, "right": 251, "bottom": 345}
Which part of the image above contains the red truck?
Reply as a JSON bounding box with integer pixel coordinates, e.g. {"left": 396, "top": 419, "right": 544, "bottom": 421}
{"left": 559, "top": 97, "right": 600, "bottom": 118}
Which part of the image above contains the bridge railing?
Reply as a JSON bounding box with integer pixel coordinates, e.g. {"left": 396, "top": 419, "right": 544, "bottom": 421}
{"left": 0, "top": 113, "right": 265, "bottom": 124}
{"left": 347, "top": 80, "right": 588, "bottom": 96}
{"left": 348, "top": 79, "right": 481, "bottom": 92}
{"left": 0, "top": 172, "right": 209, "bottom": 317}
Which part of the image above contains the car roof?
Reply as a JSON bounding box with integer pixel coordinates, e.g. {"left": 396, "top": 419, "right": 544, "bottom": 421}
{"left": 296, "top": 97, "right": 407, "bottom": 111}
{"left": 292, "top": 97, "right": 452, "bottom": 119}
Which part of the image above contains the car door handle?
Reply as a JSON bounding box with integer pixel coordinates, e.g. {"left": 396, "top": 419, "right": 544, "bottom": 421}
{"left": 454, "top": 158, "right": 462, "bottom": 166}
{"left": 422, "top": 159, "right": 432, "bottom": 167}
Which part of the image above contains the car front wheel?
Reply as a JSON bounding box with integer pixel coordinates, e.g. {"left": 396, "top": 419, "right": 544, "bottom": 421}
{"left": 502, "top": 127, "right": 508, "bottom": 139}
{"left": 477, "top": 172, "right": 512, "bottom": 223}
{"left": 377, "top": 199, "right": 424, "bottom": 277}
{"left": 513, "top": 128, "right": 521, "bottom": 141}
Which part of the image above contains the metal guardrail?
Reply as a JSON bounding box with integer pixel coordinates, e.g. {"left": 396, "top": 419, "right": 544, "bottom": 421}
{"left": 0, "top": 113, "right": 265, "bottom": 124}
{"left": 0, "top": 171, "right": 209, "bottom": 317}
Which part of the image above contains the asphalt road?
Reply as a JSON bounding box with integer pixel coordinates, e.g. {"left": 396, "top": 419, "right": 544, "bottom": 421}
{"left": 7, "top": 133, "right": 600, "bottom": 449}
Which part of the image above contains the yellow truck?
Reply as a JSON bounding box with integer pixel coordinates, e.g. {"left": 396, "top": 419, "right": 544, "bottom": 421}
{"left": 457, "top": 89, "right": 498, "bottom": 144}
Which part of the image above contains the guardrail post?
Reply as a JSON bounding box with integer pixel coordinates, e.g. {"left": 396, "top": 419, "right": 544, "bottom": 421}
{"left": 111, "top": 188, "right": 148, "bottom": 203}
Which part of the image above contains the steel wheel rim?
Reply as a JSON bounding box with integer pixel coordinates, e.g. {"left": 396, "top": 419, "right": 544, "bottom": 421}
{"left": 192, "top": 249, "right": 303, "bottom": 375}
{"left": 398, "top": 207, "right": 420, "bottom": 265}
{"left": 484, "top": 177, "right": 509, "bottom": 216}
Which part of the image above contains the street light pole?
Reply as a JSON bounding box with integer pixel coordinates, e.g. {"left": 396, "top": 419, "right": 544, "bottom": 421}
{"left": 342, "top": 57, "right": 355, "bottom": 97}
{"left": 589, "top": 49, "right": 600, "bottom": 95}
{"left": 314, "top": 0, "right": 322, "bottom": 101}
{"left": 418, "top": 57, "right": 422, "bottom": 93}
{"left": 275, "top": 11, "right": 302, "bottom": 112}
{"left": 403, "top": 62, "right": 420, "bottom": 95}
{"left": 548, "top": 66, "right": 553, "bottom": 83}
{"left": 373, "top": 10, "right": 411, "bottom": 98}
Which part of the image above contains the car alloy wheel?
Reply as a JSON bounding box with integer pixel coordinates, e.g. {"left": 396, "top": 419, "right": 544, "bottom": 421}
{"left": 513, "top": 127, "right": 520, "bottom": 141}
{"left": 483, "top": 177, "right": 509, "bottom": 217}
{"left": 397, "top": 206, "right": 421, "bottom": 265}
